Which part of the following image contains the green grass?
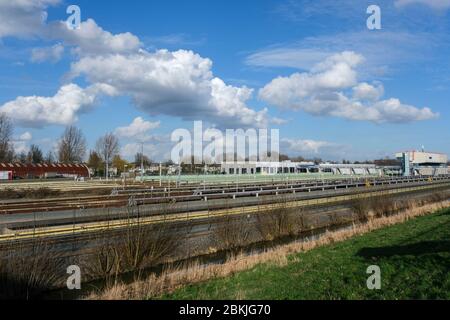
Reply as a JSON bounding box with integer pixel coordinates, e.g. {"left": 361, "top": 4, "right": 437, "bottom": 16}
{"left": 164, "top": 208, "right": 450, "bottom": 300}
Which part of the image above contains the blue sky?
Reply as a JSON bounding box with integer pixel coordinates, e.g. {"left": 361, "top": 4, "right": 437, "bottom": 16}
{"left": 0, "top": 0, "right": 449, "bottom": 162}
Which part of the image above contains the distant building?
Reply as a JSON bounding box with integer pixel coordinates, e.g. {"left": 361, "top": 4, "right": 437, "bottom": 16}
{"left": 0, "top": 163, "right": 90, "bottom": 180}
{"left": 395, "top": 151, "right": 448, "bottom": 176}
{"left": 220, "top": 161, "right": 382, "bottom": 176}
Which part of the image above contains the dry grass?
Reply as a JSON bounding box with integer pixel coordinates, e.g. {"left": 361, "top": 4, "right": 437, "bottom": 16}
{"left": 119, "top": 221, "right": 180, "bottom": 274}
{"left": 0, "top": 187, "right": 60, "bottom": 200}
{"left": 0, "top": 239, "right": 66, "bottom": 299}
{"left": 82, "top": 219, "right": 180, "bottom": 286}
{"left": 350, "top": 196, "right": 371, "bottom": 222}
{"left": 255, "top": 206, "right": 305, "bottom": 241}
{"left": 214, "top": 214, "right": 251, "bottom": 251}
{"left": 87, "top": 197, "right": 450, "bottom": 300}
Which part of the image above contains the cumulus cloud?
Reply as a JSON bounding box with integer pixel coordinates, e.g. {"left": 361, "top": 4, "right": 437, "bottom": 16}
{"left": 352, "top": 82, "right": 384, "bottom": 101}
{"left": 259, "top": 52, "right": 362, "bottom": 108}
{"left": 12, "top": 131, "right": 33, "bottom": 154}
{"left": 0, "top": 83, "right": 117, "bottom": 127}
{"left": 0, "top": 1, "right": 141, "bottom": 56}
{"left": 31, "top": 43, "right": 64, "bottom": 63}
{"left": 0, "top": 0, "right": 59, "bottom": 38}
{"left": 114, "top": 117, "right": 160, "bottom": 141}
{"left": 259, "top": 51, "right": 438, "bottom": 123}
{"left": 69, "top": 49, "right": 269, "bottom": 128}
{"left": 0, "top": 1, "right": 270, "bottom": 129}
{"left": 48, "top": 19, "right": 141, "bottom": 55}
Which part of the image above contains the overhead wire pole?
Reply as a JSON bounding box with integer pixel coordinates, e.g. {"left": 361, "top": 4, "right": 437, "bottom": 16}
{"left": 105, "top": 147, "right": 109, "bottom": 181}
{"left": 140, "top": 141, "right": 144, "bottom": 183}
{"left": 159, "top": 162, "right": 162, "bottom": 186}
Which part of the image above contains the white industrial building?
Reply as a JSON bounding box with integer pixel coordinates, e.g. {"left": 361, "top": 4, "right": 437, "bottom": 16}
{"left": 220, "top": 151, "right": 449, "bottom": 177}
{"left": 220, "top": 161, "right": 382, "bottom": 176}
{"left": 395, "top": 151, "right": 448, "bottom": 176}
{"left": 221, "top": 161, "right": 304, "bottom": 175}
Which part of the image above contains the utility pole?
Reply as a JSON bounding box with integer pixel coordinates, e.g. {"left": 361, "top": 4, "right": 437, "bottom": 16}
{"left": 140, "top": 142, "right": 144, "bottom": 183}
{"left": 105, "top": 153, "right": 109, "bottom": 181}
{"left": 159, "top": 162, "right": 162, "bottom": 187}
{"left": 177, "top": 164, "right": 181, "bottom": 187}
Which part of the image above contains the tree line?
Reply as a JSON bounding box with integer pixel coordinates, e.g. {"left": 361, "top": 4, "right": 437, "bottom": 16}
{"left": 0, "top": 113, "right": 154, "bottom": 177}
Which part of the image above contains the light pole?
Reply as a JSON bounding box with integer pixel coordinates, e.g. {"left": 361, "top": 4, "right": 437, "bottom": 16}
{"left": 105, "top": 153, "right": 109, "bottom": 181}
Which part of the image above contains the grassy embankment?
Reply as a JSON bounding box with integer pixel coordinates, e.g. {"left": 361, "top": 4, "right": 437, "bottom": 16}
{"left": 165, "top": 207, "right": 450, "bottom": 300}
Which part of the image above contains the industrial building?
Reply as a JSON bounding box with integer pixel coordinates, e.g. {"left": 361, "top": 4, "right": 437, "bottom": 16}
{"left": 0, "top": 163, "right": 90, "bottom": 180}
{"left": 221, "top": 151, "right": 449, "bottom": 177}
{"left": 220, "top": 161, "right": 382, "bottom": 176}
{"left": 396, "top": 151, "right": 449, "bottom": 176}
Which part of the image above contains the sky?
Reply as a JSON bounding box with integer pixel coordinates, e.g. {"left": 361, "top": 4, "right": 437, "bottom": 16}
{"left": 0, "top": 0, "right": 449, "bottom": 162}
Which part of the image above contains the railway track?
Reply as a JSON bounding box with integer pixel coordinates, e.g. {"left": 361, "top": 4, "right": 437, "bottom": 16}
{"left": 1, "top": 180, "right": 449, "bottom": 243}
{"left": 0, "top": 175, "right": 448, "bottom": 214}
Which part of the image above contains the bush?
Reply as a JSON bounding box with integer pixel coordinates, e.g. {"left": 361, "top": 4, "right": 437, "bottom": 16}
{"left": 214, "top": 214, "right": 251, "bottom": 251}
{"left": 0, "top": 239, "right": 65, "bottom": 299}
{"left": 83, "top": 220, "right": 180, "bottom": 284}
{"left": 350, "top": 197, "right": 371, "bottom": 223}
{"left": 370, "top": 196, "right": 396, "bottom": 218}
{"left": 255, "top": 202, "right": 305, "bottom": 241}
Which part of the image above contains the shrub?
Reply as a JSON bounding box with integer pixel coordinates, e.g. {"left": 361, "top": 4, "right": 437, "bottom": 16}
{"left": 0, "top": 239, "right": 65, "bottom": 299}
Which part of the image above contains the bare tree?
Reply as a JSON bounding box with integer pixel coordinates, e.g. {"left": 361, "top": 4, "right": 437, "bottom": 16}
{"left": 27, "top": 144, "right": 44, "bottom": 164}
{"left": 57, "top": 126, "right": 87, "bottom": 163}
{"left": 96, "top": 133, "right": 119, "bottom": 179}
{"left": 134, "top": 152, "right": 151, "bottom": 167}
{"left": 0, "top": 113, "right": 14, "bottom": 162}
{"left": 44, "top": 150, "right": 55, "bottom": 163}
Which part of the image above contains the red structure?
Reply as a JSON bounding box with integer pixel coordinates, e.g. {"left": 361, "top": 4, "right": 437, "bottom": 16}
{"left": 0, "top": 163, "right": 90, "bottom": 179}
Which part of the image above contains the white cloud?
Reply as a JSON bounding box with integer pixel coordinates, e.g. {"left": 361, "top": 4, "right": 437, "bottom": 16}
{"left": 0, "top": 1, "right": 141, "bottom": 56}
{"left": 281, "top": 138, "right": 332, "bottom": 154}
{"left": 48, "top": 19, "right": 141, "bottom": 55}
{"left": 69, "top": 49, "right": 269, "bottom": 128}
{"left": 114, "top": 117, "right": 160, "bottom": 140}
{"left": 120, "top": 134, "right": 172, "bottom": 161}
{"left": 259, "top": 51, "right": 363, "bottom": 109}
{"left": 245, "top": 31, "right": 439, "bottom": 76}
{"left": 0, "top": 0, "right": 60, "bottom": 38}
{"left": 352, "top": 82, "right": 384, "bottom": 101}
{"left": 395, "top": 0, "right": 450, "bottom": 10}
{"left": 280, "top": 137, "right": 350, "bottom": 160}
{"left": 19, "top": 131, "right": 32, "bottom": 141}
{"left": 259, "top": 51, "right": 438, "bottom": 123}
{"left": 246, "top": 47, "right": 331, "bottom": 71}
{"left": 0, "top": 2, "right": 269, "bottom": 129}
{"left": 0, "top": 83, "right": 117, "bottom": 127}
{"left": 12, "top": 131, "right": 33, "bottom": 154}
{"left": 31, "top": 43, "right": 64, "bottom": 63}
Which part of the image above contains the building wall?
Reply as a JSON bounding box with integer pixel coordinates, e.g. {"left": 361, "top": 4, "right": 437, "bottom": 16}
{"left": 396, "top": 151, "right": 447, "bottom": 165}
{"left": 0, "top": 163, "right": 90, "bottom": 179}
{"left": 220, "top": 162, "right": 380, "bottom": 175}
